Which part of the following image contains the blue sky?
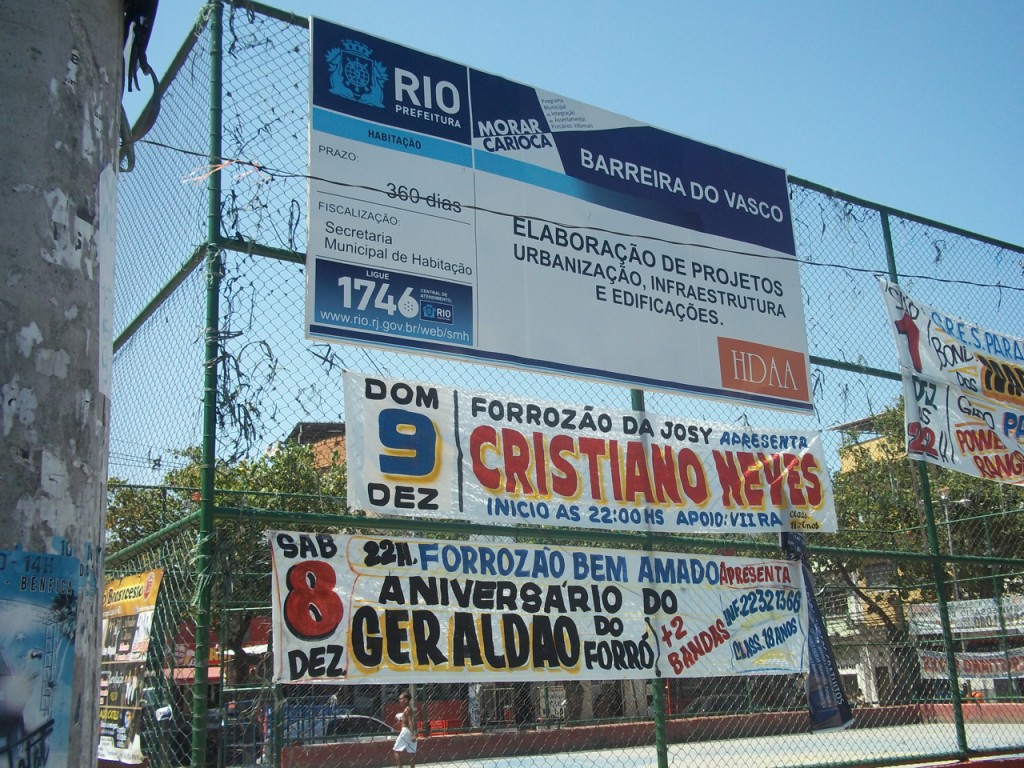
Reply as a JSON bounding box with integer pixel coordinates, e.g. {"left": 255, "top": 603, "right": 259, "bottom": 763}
{"left": 131, "top": 1, "right": 1024, "bottom": 248}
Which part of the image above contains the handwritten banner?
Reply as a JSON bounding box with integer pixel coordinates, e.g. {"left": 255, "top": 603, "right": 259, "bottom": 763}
{"left": 344, "top": 371, "right": 837, "bottom": 534}
{"left": 269, "top": 531, "right": 808, "bottom": 684}
{"left": 880, "top": 279, "right": 1024, "bottom": 484}
{"left": 918, "top": 648, "right": 1024, "bottom": 680}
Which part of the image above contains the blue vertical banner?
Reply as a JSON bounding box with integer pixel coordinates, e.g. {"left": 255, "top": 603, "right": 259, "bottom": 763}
{"left": 781, "top": 532, "right": 854, "bottom": 731}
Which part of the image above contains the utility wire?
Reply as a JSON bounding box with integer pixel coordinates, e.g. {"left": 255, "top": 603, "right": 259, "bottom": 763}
{"left": 135, "top": 137, "right": 1024, "bottom": 296}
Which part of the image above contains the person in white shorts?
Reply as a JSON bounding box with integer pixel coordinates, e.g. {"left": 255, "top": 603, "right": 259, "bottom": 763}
{"left": 392, "top": 691, "right": 417, "bottom": 768}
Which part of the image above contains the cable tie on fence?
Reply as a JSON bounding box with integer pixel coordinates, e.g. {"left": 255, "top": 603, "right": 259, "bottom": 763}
{"left": 233, "top": 162, "right": 266, "bottom": 181}
{"left": 182, "top": 157, "right": 268, "bottom": 185}
{"left": 182, "top": 160, "right": 237, "bottom": 184}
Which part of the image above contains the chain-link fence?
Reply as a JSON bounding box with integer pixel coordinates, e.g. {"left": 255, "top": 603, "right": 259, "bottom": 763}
{"left": 108, "top": 3, "right": 1024, "bottom": 768}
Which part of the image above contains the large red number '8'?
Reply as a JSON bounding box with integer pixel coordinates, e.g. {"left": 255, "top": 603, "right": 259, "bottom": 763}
{"left": 283, "top": 561, "right": 343, "bottom": 640}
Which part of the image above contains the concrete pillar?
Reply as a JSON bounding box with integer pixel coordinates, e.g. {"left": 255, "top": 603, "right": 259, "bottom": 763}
{"left": 0, "top": 1, "right": 120, "bottom": 767}
{"left": 580, "top": 680, "right": 595, "bottom": 720}
{"left": 622, "top": 679, "right": 649, "bottom": 717}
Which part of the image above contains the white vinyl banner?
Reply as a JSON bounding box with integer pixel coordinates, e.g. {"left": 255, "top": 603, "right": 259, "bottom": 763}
{"left": 269, "top": 531, "right": 808, "bottom": 684}
{"left": 345, "top": 371, "right": 837, "bottom": 534}
{"left": 907, "top": 595, "right": 1024, "bottom": 636}
{"left": 306, "top": 17, "right": 812, "bottom": 412}
{"left": 879, "top": 279, "right": 1024, "bottom": 484}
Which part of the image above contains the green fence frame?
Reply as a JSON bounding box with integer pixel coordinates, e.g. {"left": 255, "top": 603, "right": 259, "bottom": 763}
{"left": 108, "top": 4, "right": 1024, "bottom": 768}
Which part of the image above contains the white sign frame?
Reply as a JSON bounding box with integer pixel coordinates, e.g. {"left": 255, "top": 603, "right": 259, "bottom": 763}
{"left": 306, "top": 18, "right": 812, "bottom": 412}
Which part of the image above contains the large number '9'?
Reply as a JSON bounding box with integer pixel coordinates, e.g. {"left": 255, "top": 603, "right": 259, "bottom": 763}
{"left": 378, "top": 408, "right": 438, "bottom": 477}
{"left": 283, "top": 561, "right": 343, "bottom": 640}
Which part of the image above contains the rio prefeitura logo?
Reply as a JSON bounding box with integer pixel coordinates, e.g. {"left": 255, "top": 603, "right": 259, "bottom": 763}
{"left": 326, "top": 39, "right": 388, "bottom": 107}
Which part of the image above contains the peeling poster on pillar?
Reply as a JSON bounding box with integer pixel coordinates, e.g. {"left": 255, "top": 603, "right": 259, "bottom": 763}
{"left": 0, "top": 549, "right": 80, "bottom": 768}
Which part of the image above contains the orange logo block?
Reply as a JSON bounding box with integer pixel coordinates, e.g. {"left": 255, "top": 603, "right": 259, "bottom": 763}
{"left": 718, "top": 338, "right": 809, "bottom": 403}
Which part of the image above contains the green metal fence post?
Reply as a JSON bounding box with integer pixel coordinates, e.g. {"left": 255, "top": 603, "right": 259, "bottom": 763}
{"left": 917, "top": 466, "right": 969, "bottom": 754}
{"left": 632, "top": 388, "right": 669, "bottom": 768}
{"left": 193, "top": 2, "right": 225, "bottom": 766}
{"left": 983, "top": 516, "right": 1014, "bottom": 699}
{"left": 883, "top": 210, "right": 969, "bottom": 756}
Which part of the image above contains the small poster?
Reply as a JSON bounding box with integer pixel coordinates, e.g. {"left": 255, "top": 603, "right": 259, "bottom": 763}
{"left": 97, "top": 569, "right": 163, "bottom": 764}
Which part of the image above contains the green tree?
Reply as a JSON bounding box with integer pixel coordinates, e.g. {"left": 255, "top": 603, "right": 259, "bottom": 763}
{"left": 826, "top": 400, "right": 1024, "bottom": 599}
{"left": 108, "top": 442, "right": 349, "bottom": 550}
{"left": 107, "top": 440, "right": 349, "bottom": 683}
{"left": 818, "top": 399, "right": 1024, "bottom": 702}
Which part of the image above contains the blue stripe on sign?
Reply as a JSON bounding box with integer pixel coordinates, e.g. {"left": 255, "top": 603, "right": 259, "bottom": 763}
{"left": 312, "top": 108, "right": 472, "bottom": 167}
{"left": 473, "top": 150, "right": 589, "bottom": 198}
{"left": 472, "top": 148, "right": 705, "bottom": 234}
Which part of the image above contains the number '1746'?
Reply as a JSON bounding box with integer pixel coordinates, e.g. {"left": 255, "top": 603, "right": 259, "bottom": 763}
{"left": 338, "top": 277, "right": 413, "bottom": 316}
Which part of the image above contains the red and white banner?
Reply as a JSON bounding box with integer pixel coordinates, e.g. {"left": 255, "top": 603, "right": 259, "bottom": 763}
{"left": 880, "top": 279, "right": 1024, "bottom": 484}
{"left": 269, "top": 531, "right": 808, "bottom": 684}
{"left": 918, "top": 648, "right": 1024, "bottom": 680}
{"left": 345, "top": 371, "right": 837, "bottom": 534}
